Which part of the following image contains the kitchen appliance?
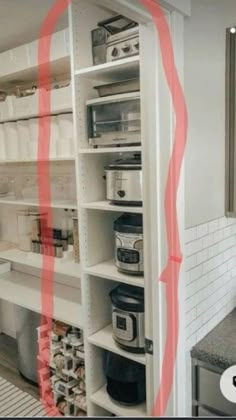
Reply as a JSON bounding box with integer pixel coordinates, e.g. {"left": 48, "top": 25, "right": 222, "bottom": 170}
{"left": 106, "top": 26, "right": 139, "bottom": 62}
{"left": 88, "top": 94, "right": 141, "bottom": 147}
{"left": 114, "top": 213, "right": 143, "bottom": 275}
{"left": 105, "top": 153, "right": 142, "bottom": 205}
{"left": 104, "top": 352, "right": 146, "bottom": 405}
{"left": 94, "top": 78, "right": 140, "bottom": 97}
{"left": 91, "top": 15, "right": 138, "bottom": 65}
{"left": 110, "top": 284, "right": 145, "bottom": 353}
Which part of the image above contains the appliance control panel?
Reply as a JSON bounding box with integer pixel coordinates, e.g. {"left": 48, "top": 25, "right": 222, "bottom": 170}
{"left": 107, "top": 35, "right": 139, "bottom": 62}
{"left": 112, "top": 310, "right": 136, "bottom": 341}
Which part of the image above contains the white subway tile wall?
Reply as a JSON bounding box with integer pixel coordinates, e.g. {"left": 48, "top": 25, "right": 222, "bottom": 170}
{"left": 185, "top": 217, "right": 236, "bottom": 350}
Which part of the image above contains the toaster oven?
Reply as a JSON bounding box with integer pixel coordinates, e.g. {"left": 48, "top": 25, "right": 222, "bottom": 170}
{"left": 87, "top": 93, "right": 141, "bottom": 147}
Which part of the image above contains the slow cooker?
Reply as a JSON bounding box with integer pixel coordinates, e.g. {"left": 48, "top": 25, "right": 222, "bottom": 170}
{"left": 114, "top": 213, "right": 143, "bottom": 275}
{"left": 110, "top": 284, "right": 145, "bottom": 353}
{"left": 104, "top": 153, "right": 142, "bottom": 205}
{"left": 104, "top": 352, "right": 146, "bottom": 405}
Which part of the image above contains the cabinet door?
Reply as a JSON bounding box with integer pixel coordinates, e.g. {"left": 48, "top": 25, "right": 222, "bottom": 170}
{"left": 226, "top": 27, "right": 236, "bottom": 216}
{"left": 198, "top": 367, "right": 236, "bottom": 416}
{"left": 198, "top": 406, "right": 222, "bottom": 417}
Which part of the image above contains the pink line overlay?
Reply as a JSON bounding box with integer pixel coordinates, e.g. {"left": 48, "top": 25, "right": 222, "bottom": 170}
{"left": 139, "top": 0, "right": 188, "bottom": 416}
{"left": 36, "top": 0, "right": 187, "bottom": 417}
{"left": 37, "top": 0, "right": 71, "bottom": 416}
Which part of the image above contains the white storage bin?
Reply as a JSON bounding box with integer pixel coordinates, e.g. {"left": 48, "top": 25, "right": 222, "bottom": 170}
{"left": 28, "top": 118, "right": 39, "bottom": 142}
{"left": 28, "top": 29, "right": 70, "bottom": 67}
{"left": 3, "top": 122, "right": 20, "bottom": 160}
{"left": 51, "top": 84, "right": 72, "bottom": 113}
{"left": 17, "top": 120, "right": 30, "bottom": 160}
{"left": 0, "top": 97, "right": 13, "bottom": 122}
{"left": 0, "top": 50, "right": 11, "bottom": 76}
{"left": 12, "top": 89, "right": 46, "bottom": 120}
{"left": 58, "top": 114, "right": 74, "bottom": 158}
{"left": 9, "top": 44, "right": 30, "bottom": 73}
{"left": 0, "top": 125, "right": 6, "bottom": 161}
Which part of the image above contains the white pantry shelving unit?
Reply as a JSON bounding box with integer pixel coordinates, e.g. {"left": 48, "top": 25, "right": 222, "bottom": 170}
{"left": 69, "top": 0, "right": 188, "bottom": 417}
{"left": 0, "top": 0, "right": 190, "bottom": 416}
{"left": 0, "top": 27, "right": 80, "bottom": 331}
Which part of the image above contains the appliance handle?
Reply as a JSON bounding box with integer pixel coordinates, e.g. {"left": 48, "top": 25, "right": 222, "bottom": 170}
{"left": 97, "top": 15, "right": 137, "bottom": 34}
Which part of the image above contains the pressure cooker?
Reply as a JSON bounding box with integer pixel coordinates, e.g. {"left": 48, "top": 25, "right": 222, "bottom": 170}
{"left": 114, "top": 213, "right": 143, "bottom": 275}
{"left": 110, "top": 284, "right": 145, "bottom": 353}
{"left": 104, "top": 153, "right": 142, "bottom": 205}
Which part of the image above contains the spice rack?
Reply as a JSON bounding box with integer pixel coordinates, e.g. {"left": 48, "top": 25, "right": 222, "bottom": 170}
{"left": 37, "top": 320, "right": 86, "bottom": 417}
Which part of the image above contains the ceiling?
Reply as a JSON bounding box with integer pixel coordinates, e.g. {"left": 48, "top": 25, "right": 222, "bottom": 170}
{"left": 0, "top": 0, "right": 68, "bottom": 53}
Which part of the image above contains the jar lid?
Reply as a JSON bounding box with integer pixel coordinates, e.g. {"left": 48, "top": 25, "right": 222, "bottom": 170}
{"left": 114, "top": 213, "right": 143, "bottom": 234}
{"left": 110, "top": 284, "right": 144, "bottom": 312}
{"left": 105, "top": 153, "right": 141, "bottom": 171}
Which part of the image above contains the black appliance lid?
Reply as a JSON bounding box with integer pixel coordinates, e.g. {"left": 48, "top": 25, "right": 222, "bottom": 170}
{"left": 114, "top": 213, "right": 143, "bottom": 234}
{"left": 104, "top": 351, "right": 145, "bottom": 382}
{"left": 105, "top": 153, "right": 142, "bottom": 171}
{"left": 110, "top": 284, "right": 144, "bottom": 312}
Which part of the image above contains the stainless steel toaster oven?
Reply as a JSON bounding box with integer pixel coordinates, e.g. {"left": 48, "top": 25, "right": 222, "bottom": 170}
{"left": 87, "top": 93, "right": 141, "bottom": 147}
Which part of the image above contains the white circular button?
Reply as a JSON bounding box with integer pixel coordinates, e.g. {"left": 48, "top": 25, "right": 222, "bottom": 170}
{"left": 220, "top": 366, "right": 236, "bottom": 403}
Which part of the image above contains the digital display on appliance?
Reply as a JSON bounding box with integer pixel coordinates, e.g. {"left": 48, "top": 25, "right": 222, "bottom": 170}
{"left": 116, "top": 315, "right": 127, "bottom": 330}
{"left": 117, "top": 248, "right": 139, "bottom": 264}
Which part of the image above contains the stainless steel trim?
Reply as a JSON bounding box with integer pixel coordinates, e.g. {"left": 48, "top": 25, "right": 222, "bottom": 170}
{"left": 225, "top": 28, "right": 236, "bottom": 215}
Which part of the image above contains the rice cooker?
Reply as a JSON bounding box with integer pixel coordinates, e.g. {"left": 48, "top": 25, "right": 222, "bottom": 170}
{"left": 110, "top": 284, "right": 145, "bottom": 353}
{"left": 114, "top": 213, "right": 143, "bottom": 275}
{"left": 104, "top": 153, "right": 142, "bottom": 206}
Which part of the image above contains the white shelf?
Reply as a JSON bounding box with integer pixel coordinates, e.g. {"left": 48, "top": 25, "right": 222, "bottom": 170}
{"left": 81, "top": 201, "right": 143, "bottom": 214}
{"left": 84, "top": 259, "right": 144, "bottom": 288}
{"left": 0, "top": 157, "right": 75, "bottom": 164}
{"left": 79, "top": 146, "right": 141, "bottom": 154}
{"left": 75, "top": 56, "right": 140, "bottom": 83}
{"left": 90, "top": 385, "right": 146, "bottom": 417}
{"left": 0, "top": 248, "right": 81, "bottom": 282}
{"left": 0, "top": 271, "right": 83, "bottom": 328}
{"left": 86, "top": 91, "right": 140, "bottom": 106}
{"left": 88, "top": 324, "right": 146, "bottom": 365}
{"left": 0, "top": 196, "right": 77, "bottom": 210}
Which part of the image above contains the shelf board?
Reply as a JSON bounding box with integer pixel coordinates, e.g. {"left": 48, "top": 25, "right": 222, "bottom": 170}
{"left": 86, "top": 91, "right": 140, "bottom": 106}
{"left": 75, "top": 56, "right": 140, "bottom": 83}
{"left": 84, "top": 259, "right": 144, "bottom": 288}
{"left": 88, "top": 324, "right": 146, "bottom": 365}
{"left": 0, "top": 157, "right": 75, "bottom": 164}
{"left": 90, "top": 385, "right": 146, "bottom": 417}
{"left": 0, "top": 108, "right": 72, "bottom": 124}
{"left": 81, "top": 201, "right": 143, "bottom": 214}
{"left": 79, "top": 146, "right": 141, "bottom": 154}
{"left": 0, "top": 196, "right": 77, "bottom": 210}
{"left": 0, "top": 56, "right": 70, "bottom": 88}
{"left": 0, "top": 248, "right": 81, "bottom": 283}
{"left": 0, "top": 270, "right": 83, "bottom": 328}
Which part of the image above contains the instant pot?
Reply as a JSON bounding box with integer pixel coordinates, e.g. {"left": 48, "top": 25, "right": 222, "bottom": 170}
{"left": 114, "top": 213, "right": 143, "bottom": 275}
{"left": 110, "top": 284, "right": 145, "bottom": 353}
{"left": 104, "top": 153, "right": 142, "bottom": 205}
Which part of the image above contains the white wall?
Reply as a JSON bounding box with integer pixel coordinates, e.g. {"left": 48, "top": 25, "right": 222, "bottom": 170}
{"left": 184, "top": 1, "right": 236, "bottom": 414}
{"left": 185, "top": 0, "right": 236, "bottom": 228}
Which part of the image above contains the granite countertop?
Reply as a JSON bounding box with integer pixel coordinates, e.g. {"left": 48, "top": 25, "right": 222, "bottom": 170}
{"left": 191, "top": 309, "right": 236, "bottom": 370}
